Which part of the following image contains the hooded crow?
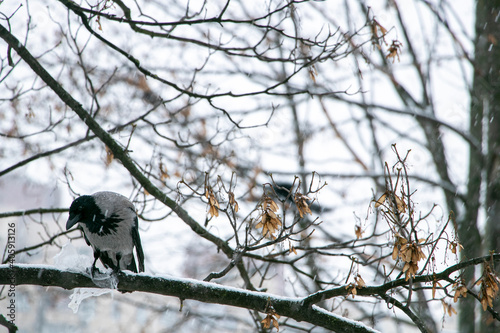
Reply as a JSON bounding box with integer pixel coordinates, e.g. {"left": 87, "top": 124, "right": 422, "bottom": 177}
{"left": 66, "top": 191, "right": 145, "bottom": 275}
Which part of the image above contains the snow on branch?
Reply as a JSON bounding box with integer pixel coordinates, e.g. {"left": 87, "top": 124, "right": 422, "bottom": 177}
{"left": 0, "top": 264, "right": 379, "bottom": 333}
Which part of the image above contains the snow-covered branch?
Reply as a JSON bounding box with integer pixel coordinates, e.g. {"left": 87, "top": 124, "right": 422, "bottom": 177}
{"left": 0, "top": 264, "right": 379, "bottom": 333}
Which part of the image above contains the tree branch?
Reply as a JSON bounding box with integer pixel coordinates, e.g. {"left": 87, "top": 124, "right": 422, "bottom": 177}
{"left": 303, "top": 253, "right": 500, "bottom": 306}
{"left": 0, "top": 208, "right": 68, "bottom": 219}
{"left": 0, "top": 136, "right": 95, "bottom": 177}
{"left": 379, "top": 293, "right": 430, "bottom": 333}
{"left": 0, "top": 314, "right": 18, "bottom": 333}
{"left": 0, "top": 264, "right": 379, "bottom": 333}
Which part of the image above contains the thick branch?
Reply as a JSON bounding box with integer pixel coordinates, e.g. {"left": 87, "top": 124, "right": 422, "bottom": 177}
{"left": 0, "top": 314, "right": 17, "bottom": 333}
{"left": 0, "top": 264, "right": 379, "bottom": 333}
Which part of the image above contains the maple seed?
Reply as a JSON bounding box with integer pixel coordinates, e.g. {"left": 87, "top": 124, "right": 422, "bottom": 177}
{"left": 370, "top": 18, "right": 388, "bottom": 49}
{"left": 355, "top": 225, "right": 364, "bottom": 239}
{"left": 375, "top": 192, "right": 406, "bottom": 213}
{"left": 262, "top": 299, "right": 280, "bottom": 331}
{"left": 452, "top": 281, "right": 468, "bottom": 303}
{"left": 374, "top": 193, "right": 387, "bottom": 208}
{"left": 294, "top": 192, "right": 312, "bottom": 218}
{"left": 372, "top": 19, "right": 387, "bottom": 37}
{"left": 255, "top": 196, "right": 282, "bottom": 239}
{"left": 261, "top": 312, "right": 280, "bottom": 331}
{"left": 205, "top": 186, "right": 220, "bottom": 218}
{"left": 346, "top": 274, "right": 365, "bottom": 298}
{"left": 441, "top": 300, "right": 457, "bottom": 317}
{"left": 394, "top": 195, "right": 407, "bottom": 213}
{"left": 346, "top": 283, "right": 357, "bottom": 298}
{"left": 308, "top": 65, "right": 318, "bottom": 83}
{"left": 386, "top": 40, "right": 403, "bottom": 63}
{"left": 432, "top": 279, "right": 442, "bottom": 299}
{"left": 105, "top": 145, "right": 114, "bottom": 166}
{"left": 228, "top": 192, "right": 239, "bottom": 212}
{"left": 159, "top": 161, "right": 169, "bottom": 181}
{"left": 355, "top": 274, "right": 366, "bottom": 287}
{"left": 392, "top": 237, "right": 426, "bottom": 281}
{"left": 477, "top": 262, "right": 500, "bottom": 311}
{"left": 449, "top": 241, "right": 463, "bottom": 254}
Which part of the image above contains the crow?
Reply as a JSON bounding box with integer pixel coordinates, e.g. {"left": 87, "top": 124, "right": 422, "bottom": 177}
{"left": 66, "top": 191, "right": 145, "bottom": 276}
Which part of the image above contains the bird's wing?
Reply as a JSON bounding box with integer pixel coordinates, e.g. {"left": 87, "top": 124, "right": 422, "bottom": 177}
{"left": 125, "top": 256, "right": 138, "bottom": 273}
{"left": 80, "top": 226, "right": 92, "bottom": 247}
{"left": 132, "top": 216, "right": 145, "bottom": 272}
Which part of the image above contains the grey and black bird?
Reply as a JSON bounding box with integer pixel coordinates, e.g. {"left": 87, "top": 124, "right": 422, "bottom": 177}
{"left": 66, "top": 191, "right": 145, "bottom": 275}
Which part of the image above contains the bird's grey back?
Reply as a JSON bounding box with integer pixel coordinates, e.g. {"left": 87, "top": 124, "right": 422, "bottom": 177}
{"left": 92, "top": 191, "right": 135, "bottom": 220}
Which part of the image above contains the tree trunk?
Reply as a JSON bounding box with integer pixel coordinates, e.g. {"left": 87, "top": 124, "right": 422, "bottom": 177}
{"left": 464, "top": 1, "right": 500, "bottom": 332}
{"left": 481, "top": 1, "right": 500, "bottom": 332}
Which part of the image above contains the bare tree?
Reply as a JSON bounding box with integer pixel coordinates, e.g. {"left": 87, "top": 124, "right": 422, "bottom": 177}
{"left": 0, "top": 1, "right": 499, "bottom": 332}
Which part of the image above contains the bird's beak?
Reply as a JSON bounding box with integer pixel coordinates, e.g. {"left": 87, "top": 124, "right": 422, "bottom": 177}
{"left": 66, "top": 213, "right": 81, "bottom": 230}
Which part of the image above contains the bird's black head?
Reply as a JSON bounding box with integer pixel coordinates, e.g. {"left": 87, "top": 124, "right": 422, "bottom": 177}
{"left": 66, "top": 195, "right": 99, "bottom": 230}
